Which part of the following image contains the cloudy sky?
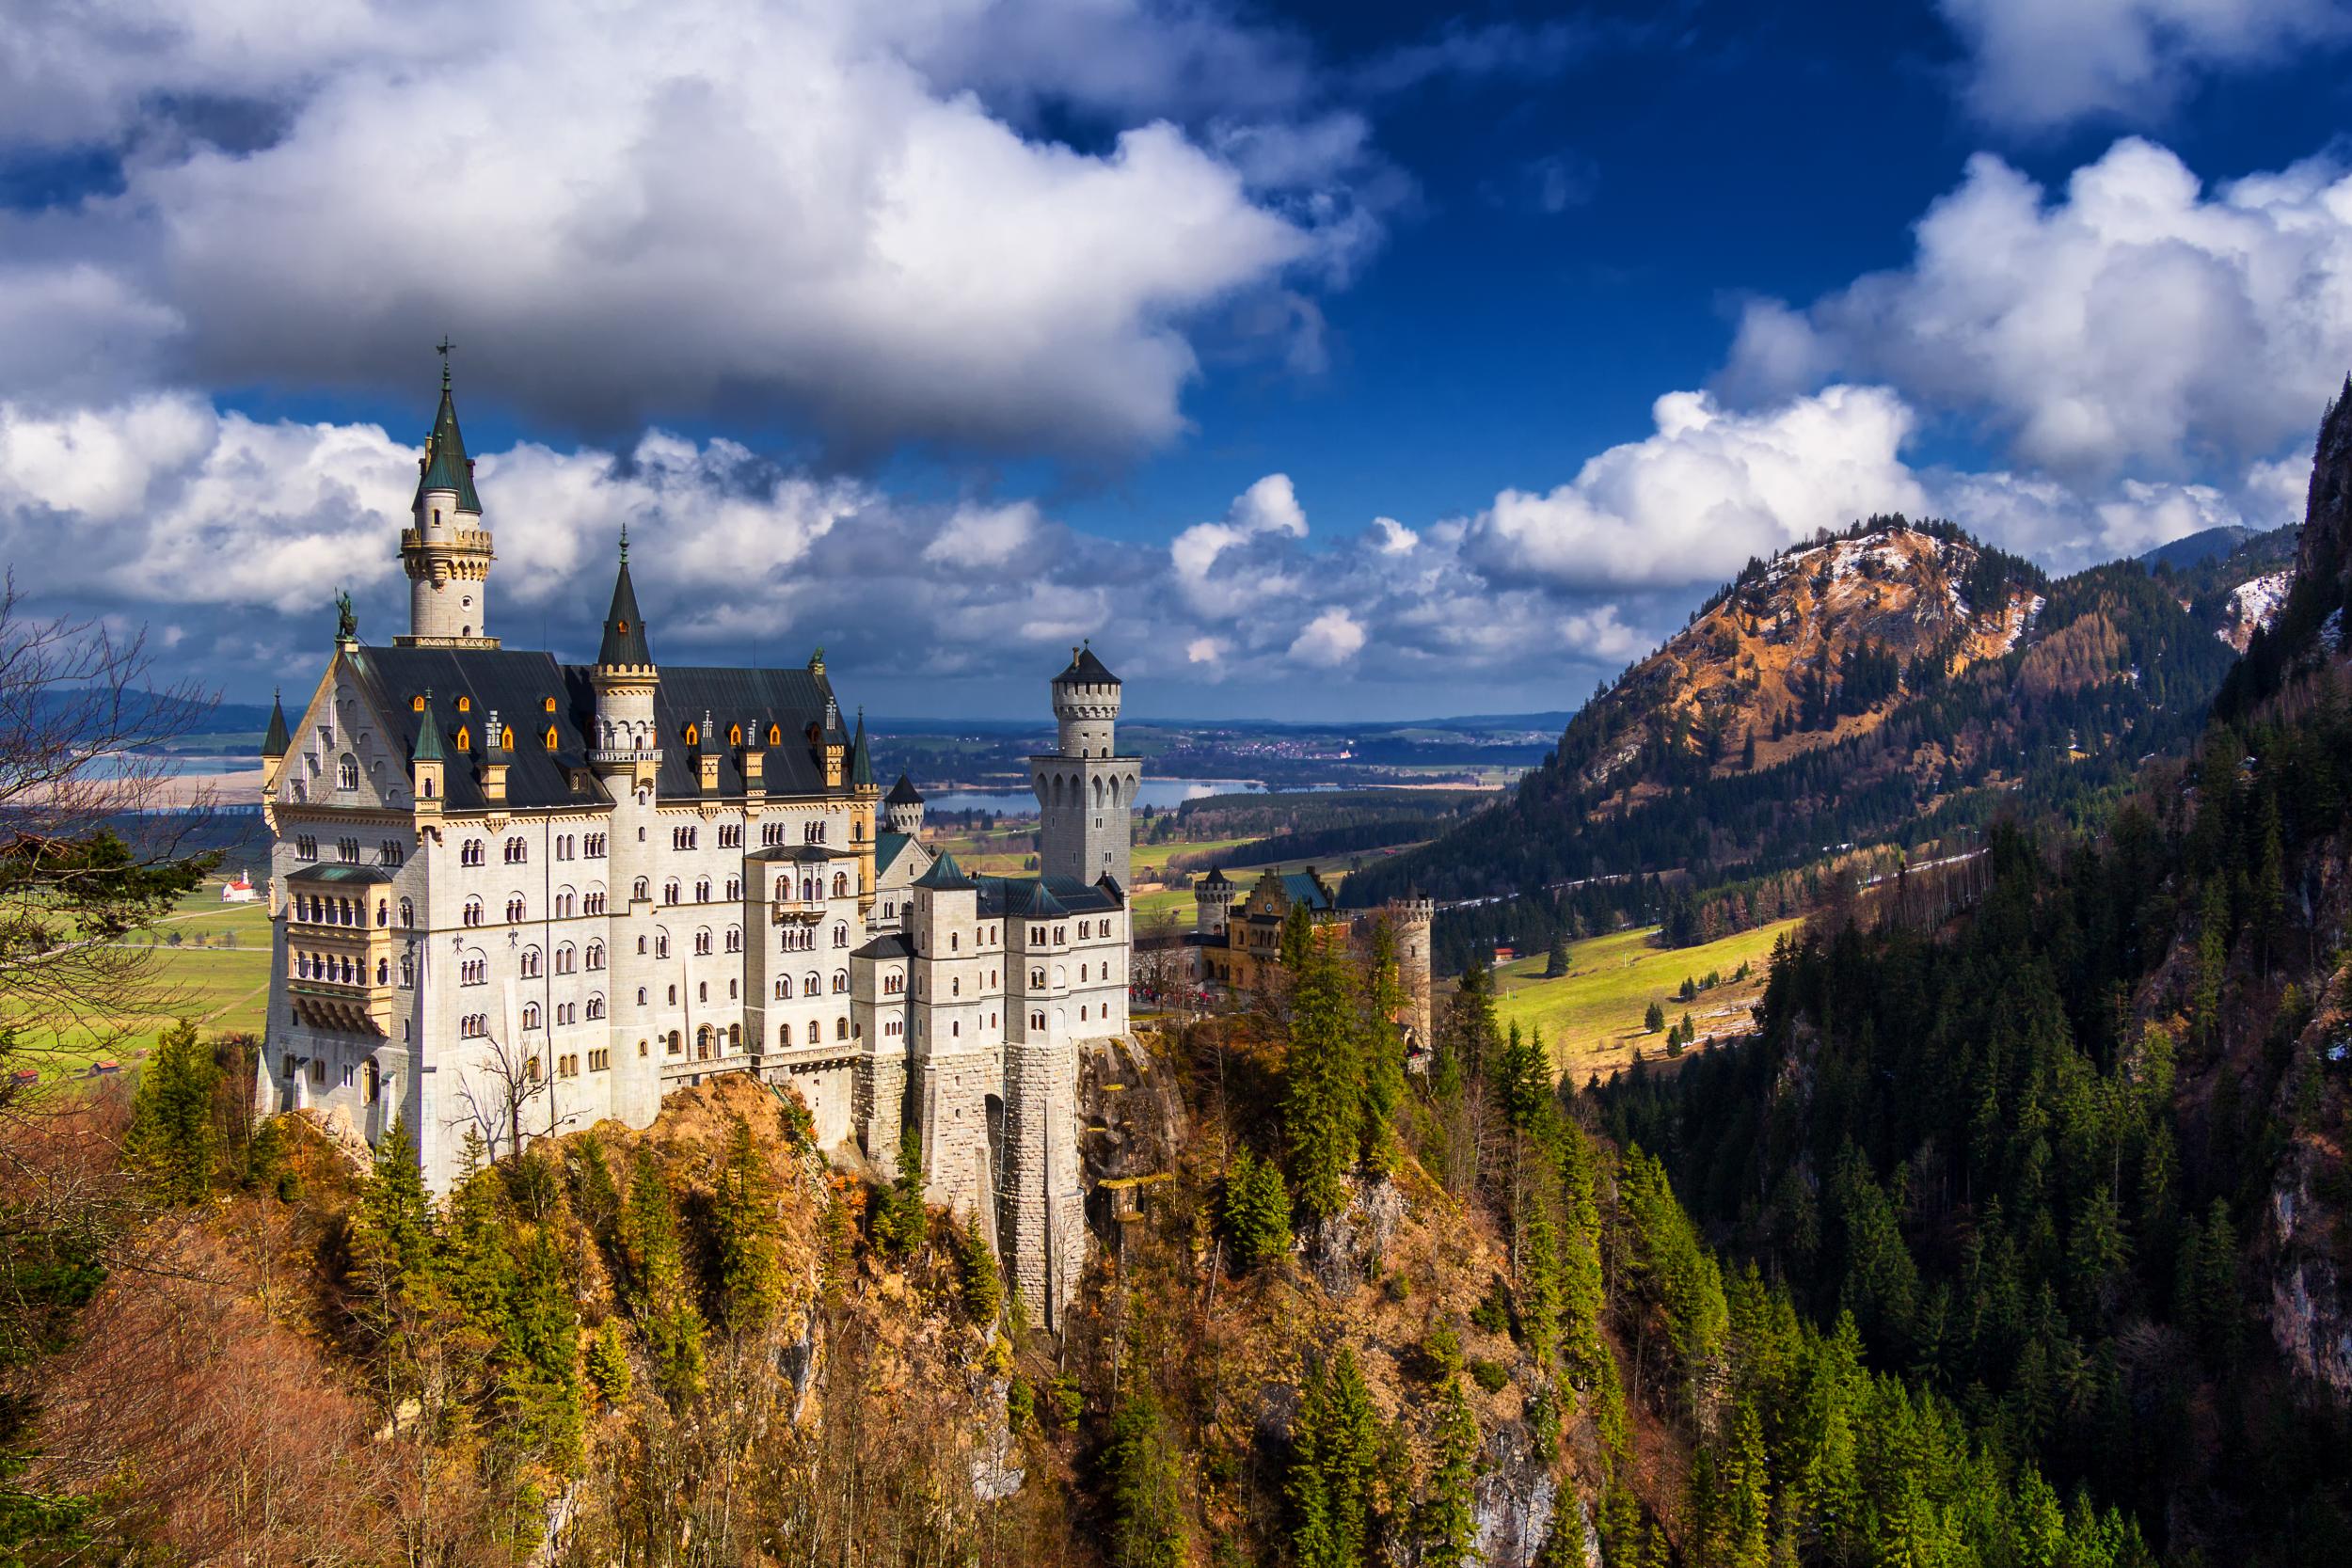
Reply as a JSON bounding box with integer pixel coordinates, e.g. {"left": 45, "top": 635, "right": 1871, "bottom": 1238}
{"left": 6, "top": 0, "right": 2352, "bottom": 720}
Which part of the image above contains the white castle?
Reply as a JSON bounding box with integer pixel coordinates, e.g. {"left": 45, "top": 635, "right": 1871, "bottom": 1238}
{"left": 257, "top": 364, "right": 1136, "bottom": 1323}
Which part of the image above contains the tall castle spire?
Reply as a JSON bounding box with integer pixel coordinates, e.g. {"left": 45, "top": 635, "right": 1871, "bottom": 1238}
{"left": 395, "top": 342, "right": 498, "bottom": 648}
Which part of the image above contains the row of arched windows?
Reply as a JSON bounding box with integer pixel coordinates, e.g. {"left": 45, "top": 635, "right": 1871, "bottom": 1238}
{"left": 1039, "top": 772, "right": 1132, "bottom": 809}
{"left": 294, "top": 951, "right": 389, "bottom": 986}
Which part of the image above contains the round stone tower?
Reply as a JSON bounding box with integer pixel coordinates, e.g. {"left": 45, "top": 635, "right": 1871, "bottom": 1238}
{"left": 1195, "top": 865, "right": 1235, "bottom": 936}
{"left": 588, "top": 533, "right": 663, "bottom": 1129}
{"left": 884, "top": 772, "right": 926, "bottom": 837}
{"left": 396, "top": 350, "right": 498, "bottom": 649}
{"left": 1028, "top": 642, "right": 1140, "bottom": 892}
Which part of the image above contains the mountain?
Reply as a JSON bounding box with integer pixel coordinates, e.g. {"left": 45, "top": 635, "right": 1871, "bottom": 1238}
{"left": 1349, "top": 515, "right": 2240, "bottom": 952}
{"left": 2139, "top": 522, "right": 2299, "bottom": 654}
{"left": 2139, "top": 523, "right": 2255, "bottom": 570}
{"left": 1597, "top": 379, "right": 2352, "bottom": 1560}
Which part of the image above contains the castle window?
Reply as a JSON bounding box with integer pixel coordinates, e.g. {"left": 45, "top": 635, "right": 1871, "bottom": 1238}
{"left": 520, "top": 946, "right": 543, "bottom": 978}
{"left": 337, "top": 754, "right": 358, "bottom": 790}
{"left": 399, "top": 955, "right": 414, "bottom": 987}
{"left": 832, "top": 970, "right": 849, "bottom": 993}
{"left": 521, "top": 1002, "right": 541, "bottom": 1030}
{"left": 728, "top": 723, "right": 742, "bottom": 747}
{"left": 295, "top": 835, "right": 317, "bottom": 862}
{"left": 662, "top": 879, "right": 679, "bottom": 904}
{"left": 633, "top": 878, "right": 649, "bottom": 901}
{"left": 836, "top": 1018, "right": 850, "bottom": 1040}
{"left": 832, "top": 873, "right": 849, "bottom": 897}
{"left": 779, "top": 1023, "right": 791, "bottom": 1047}
{"left": 455, "top": 696, "right": 469, "bottom": 713}
{"left": 505, "top": 895, "right": 526, "bottom": 923}
{"left": 950, "top": 933, "right": 959, "bottom": 952}
{"left": 684, "top": 722, "right": 700, "bottom": 748}
{"left": 834, "top": 924, "right": 849, "bottom": 949}
{"left": 775, "top": 977, "right": 791, "bottom": 999}
{"left": 400, "top": 896, "right": 414, "bottom": 927}
{"left": 544, "top": 726, "right": 559, "bottom": 752}
{"left": 694, "top": 878, "right": 710, "bottom": 902}
{"left": 728, "top": 1024, "right": 740, "bottom": 1052}
{"left": 668, "top": 1031, "right": 682, "bottom": 1056}
{"left": 697, "top": 981, "right": 707, "bottom": 1003}
{"left": 767, "top": 724, "right": 782, "bottom": 746}
{"left": 462, "top": 897, "right": 483, "bottom": 927}
{"left": 696, "top": 1025, "right": 712, "bottom": 1059}
{"left": 725, "top": 926, "right": 742, "bottom": 953}
{"left": 656, "top": 933, "right": 670, "bottom": 958}
{"left": 587, "top": 995, "right": 605, "bottom": 1022}
{"left": 454, "top": 726, "right": 470, "bottom": 752}
{"left": 503, "top": 837, "right": 526, "bottom": 864}
{"left": 585, "top": 942, "right": 605, "bottom": 971}
{"left": 589, "top": 1048, "right": 609, "bottom": 1071}
{"left": 554, "top": 889, "right": 574, "bottom": 919}
{"left": 411, "top": 694, "right": 425, "bottom": 712}
{"left": 804, "top": 971, "right": 820, "bottom": 995}
{"left": 637, "top": 988, "right": 647, "bottom": 1006}
{"left": 806, "top": 1021, "right": 821, "bottom": 1045}
{"left": 551, "top": 943, "right": 572, "bottom": 975}
{"left": 337, "top": 837, "right": 359, "bottom": 863}
{"left": 543, "top": 696, "right": 556, "bottom": 714}
{"left": 724, "top": 876, "right": 739, "bottom": 899}
{"left": 500, "top": 726, "right": 515, "bottom": 751}
{"left": 693, "top": 928, "right": 712, "bottom": 956}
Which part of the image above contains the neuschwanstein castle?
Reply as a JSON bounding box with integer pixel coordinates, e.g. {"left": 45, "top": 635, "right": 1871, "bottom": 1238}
{"left": 258, "top": 365, "right": 1136, "bottom": 1323}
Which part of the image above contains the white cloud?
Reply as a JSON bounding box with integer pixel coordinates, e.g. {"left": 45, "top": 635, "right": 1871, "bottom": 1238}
{"left": 1288, "top": 607, "right": 1367, "bottom": 668}
{"left": 0, "top": 0, "right": 1387, "bottom": 458}
{"left": 1370, "top": 515, "right": 1418, "bottom": 553}
{"left": 922, "top": 501, "right": 1040, "bottom": 569}
{"left": 1170, "top": 472, "right": 1311, "bottom": 612}
{"left": 1936, "top": 0, "right": 2350, "bottom": 133}
{"left": 1725, "top": 138, "right": 2352, "bottom": 482}
{"left": 1467, "top": 386, "right": 1930, "bottom": 591}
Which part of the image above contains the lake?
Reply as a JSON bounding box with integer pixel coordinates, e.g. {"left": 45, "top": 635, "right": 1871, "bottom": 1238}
{"left": 926, "top": 777, "right": 1260, "bottom": 815}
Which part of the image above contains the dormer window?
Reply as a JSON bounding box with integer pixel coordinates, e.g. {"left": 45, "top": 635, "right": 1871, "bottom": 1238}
{"left": 544, "top": 726, "right": 559, "bottom": 752}
{"left": 684, "top": 722, "right": 700, "bottom": 748}
{"left": 542, "top": 696, "right": 556, "bottom": 713}
{"left": 729, "top": 724, "right": 743, "bottom": 747}
{"left": 455, "top": 695, "right": 470, "bottom": 713}
{"left": 411, "top": 694, "right": 425, "bottom": 713}
{"left": 454, "top": 726, "right": 470, "bottom": 752}
{"left": 767, "top": 723, "right": 782, "bottom": 746}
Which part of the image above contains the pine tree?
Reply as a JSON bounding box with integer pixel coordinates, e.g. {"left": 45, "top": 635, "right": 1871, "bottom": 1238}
{"left": 952, "top": 1214, "right": 1003, "bottom": 1325}
{"left": 618, "top": 1148, "right": 704, "bottom": 1403}
{"left": 1413, "top": 1371, "right": 1480, "bottom": 1568}
{"left": 501, "top": 1223, "right": 584, "bottom": 1469}
{"left": 1104, "top": 1388, "right": 1188, "bottom": 1568}
{"left": 1544, "top": 930, "right": 1570, "bottom": 978}
{"left": 124, "top": 1019, "right": 219, "bottom": 1202}
{"left": 711, "top": 1115, "right": 784, "bottom": 1333}
{"left": 1360, "top": 918, "right": 1408, "bottom": 1174}
{"left": 875, "top": 1120, "right": 929, "bottom": 1256}
{"left": 1283, "top": 928, "right": 1364, "bottom": 1223}
{"left": 1222, "top": 1147, "right": 1293, "bottom": 1271}
{"left": 1289, "top": 1349, "right": 1386, "bottom": 1568}
{"left": 584, "top": 1323, "right": 632, "bottom": 1406}
{"left": 349, "top": 1115, "right": 435, "bottom": 1304}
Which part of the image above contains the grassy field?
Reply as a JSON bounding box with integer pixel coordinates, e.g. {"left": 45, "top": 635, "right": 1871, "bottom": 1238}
{"left": 6, "top": 879, "right": 275, "bottom": 1078}
{"left": 1487, "top": 917, "right": 1803, "bottom": 1087}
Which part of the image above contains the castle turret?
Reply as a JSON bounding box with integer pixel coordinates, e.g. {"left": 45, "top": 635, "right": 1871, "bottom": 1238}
{"left": 409, "top": 689, "right": 446, "bottom": 817}
{"left": 850, "top": 709, "right": 881, "bottom": 911}
{"left": 396, "top": 350, "right": 498, "bottom": 648}
{"left": 885, "top": 772, "right": 926, "bottom": 838}
{"left": 588, "top": 534, "right": 662, "bottom": 1128}
{"left": 1195, "top": 864, "right": 1234, "bottom": 936}
{"left": 261, "top": 689, "right": 291, "bottom": 795}
{"left": 1028, "top": 641, "right": 1139, "bottom": 892}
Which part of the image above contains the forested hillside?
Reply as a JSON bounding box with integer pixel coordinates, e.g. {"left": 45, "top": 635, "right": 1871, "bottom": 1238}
{"left": 1351, "top": 520, "right": 2244, "bottom": 961}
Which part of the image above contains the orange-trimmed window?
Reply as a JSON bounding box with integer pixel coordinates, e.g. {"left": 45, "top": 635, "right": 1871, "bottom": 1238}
{"left": 542, "top": 696, "right": 557, "bottom": 713}
{"left": 410, "top": 694, "right": 425, "bottom": 712}
{"left": 454, "top": 726, "right": 470, "bottom": 751}
{"left": 544, "top": 726, "right": 559, "bottom": 752}
{"left": 728, "top": 723, "right": 742, "bottom": 746}
{"left": 684, "top": 722, "right": 700, "bottom": 747}
{"left": 455, "top": 695, "right": 470, "bottom": 712}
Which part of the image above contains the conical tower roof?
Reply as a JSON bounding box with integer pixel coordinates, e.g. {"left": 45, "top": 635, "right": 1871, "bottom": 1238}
{"left": 411, "top": 362, "right": 483, "bottom": 513}
{"left": 850, "top": 708, "right": 874, "bottom": 789}
{"left": 412, "top": 690, "right": 447, "bottom": 763}
{"left": 597, "top": 532, "right": 653, "bottom": 669}
{"left": 262, "top": 690, "right": 291, "bottom": 758}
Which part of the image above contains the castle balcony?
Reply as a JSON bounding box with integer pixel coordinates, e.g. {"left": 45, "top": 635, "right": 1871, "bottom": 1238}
{"left": 588, "top": 747, "right": 662, "bottom": 768}
{"left": 287, "top": 970, "right": 395, "bottom": 1036}
{"left": 399, "top": 527, "right": 494, "bottom": 554}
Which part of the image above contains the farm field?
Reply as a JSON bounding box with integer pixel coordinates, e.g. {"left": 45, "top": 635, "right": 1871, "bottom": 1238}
{"left": 1487, "top": 917, "right": 1803, "bottom": 1088}
{"left": 7, "top": 879, "right": 275, "bottom": 1078}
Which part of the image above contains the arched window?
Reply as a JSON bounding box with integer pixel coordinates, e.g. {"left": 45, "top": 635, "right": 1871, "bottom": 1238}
{"left": 833, "top": 923, "right": 849, "bottom": 948}
{"left": 521, "top": 1002, "right": 542, "bottom": 1030}
{"left": 553, "top": 943, "right": 574, "bottom": 975}
{"left": 655, "top": 931, "right": 670, "bottom": 958}
{"left": 835, "top": 1017, "right": 850, "bottom": 1040}
{"left": 544, "top": 725, "right": 559, "bottom": 752}
{"left": 693, "top": 928, "right": 712, "bottom": 956}
{"left": 724, "top": 926, "right": 742, "bottom": 953}
{"left": 399, "top": 954, "right": 414, "bottom": 987}
{"left": 694, "top": 878, "right": 710, "bottom": 902}
{"left": 775, "top": 977, "right": 792, "bottom": 998}
{"left": 695, "top": 1024, "right": 712, "bottom": 1059}
{"left": 805, "top": 1021, "right": 821, "bottom": 1045}
{"left": 804, "top": 971, "right": 821, "bottom": 995}
{"left": 780, "top": 1023, "right": 792, "bottom": 1047}
{"left": 454, "top": 725, "right": 470, "bottom": 752}
{"left": 767, "top": 722, "right": 782, "bottom": 746}
{"left": 585, "top": 942, "right": 605, "bottom": 971}
{"left": 505, "top": 895, "right": 526, "bottom": 923}
{"left": 727, "top": 1023, "right": 740, "bottom": 1052}
{"left": 832, "top": 970, "right": 849, "bottom": 994}
{"left": 520, "top": 946, "right": 543, "bottom": 978}
{"left": 662, "top": 879, "right": 679, "bottom": 904}
{"left": 463, "top": 896, "right": 484, "bottom": 927}
{"left": 337, "top": 754, "right": 358, "bottom": 790}
{"left": 667, "top": 1030, "right": 682, "bottom": 1055}
{"left": 833, "top": 872, "right": 849, "bottom": 897}
{"left": 586, "top": 994, "right": 605, "bottom": 1020}
{"left": 633, "top": 877, "right": 650, "bottom": 901}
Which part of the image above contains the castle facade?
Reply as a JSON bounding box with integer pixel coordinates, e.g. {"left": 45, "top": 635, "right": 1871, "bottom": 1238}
{"left": 258, "top": 367, "right": 1135, "bottom": 1323}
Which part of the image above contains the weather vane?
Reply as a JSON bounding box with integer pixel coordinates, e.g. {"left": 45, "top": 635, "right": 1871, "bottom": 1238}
{"left": 435, "top": 335, "right": 454, "bottom": 388}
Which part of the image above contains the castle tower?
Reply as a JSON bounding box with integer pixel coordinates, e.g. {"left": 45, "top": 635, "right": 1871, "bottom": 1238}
{"left": 588, "top": 534, "right": 663, "bottom": 1128}
{"left": 1389, "top": 896, "right": 1436, "bottom": 1053}
{"left": 1194, "top": 864, "right": 1234, "bottom": 936}
{"left": 884, "top": 773, "right": 926, "bottom": 838}
{"left": 1028, "top": 642, "right": 1139, "bottom": 892}
{"left": 396, "top": 350, "right": 498, "bottom": 648}
{"left": 850, "top": 709, "right": 881, "bottom": 911}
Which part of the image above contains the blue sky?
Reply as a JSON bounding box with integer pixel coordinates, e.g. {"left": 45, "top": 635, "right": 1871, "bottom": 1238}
{"left": 6, "top": 1, "right": 2352, "bottom": 721}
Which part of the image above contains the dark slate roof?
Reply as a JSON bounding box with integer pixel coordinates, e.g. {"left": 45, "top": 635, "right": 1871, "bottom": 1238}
{"left": 1280, "top": 871, "right": 1336, "bottom": 911}
{"left": 649, "top": 666, "right": 838, "bottom": 799}
{"left": 262, "top": 691, "right": 291, "bottom": 758}
{"left": 978, "top": 875, "right": 1121, "bottom": 917}
{"left": 412, "top": 378, "right": 483, "bottom": 513}
{"left": 850, "top": 710, "right": 873, "bottom": 789}
{"left": 289, "top": 863, "right": 395, "bottom": 885}
{"left": 854, "top": 931, "right": 914, "bottom": 960}
{"left": 345, "top": 643, "right": 850, "bottom": 813}
{"left": 885, "top": 772, "right": 924, "bottom": 805}
{"left": 747, "top": 844, "right": 841, "bottom": 863}
{"left": 1199, "top": 864, "right": 1230, "bottom": 888}
{"left": 1053, "top": 642, "right": 1120, "bottom": 687}
{"left": 914, "top": 851, "right": 975, "bottom": 891}
{"left": 597, "top": 554, "right": 652, "bottom": 668}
